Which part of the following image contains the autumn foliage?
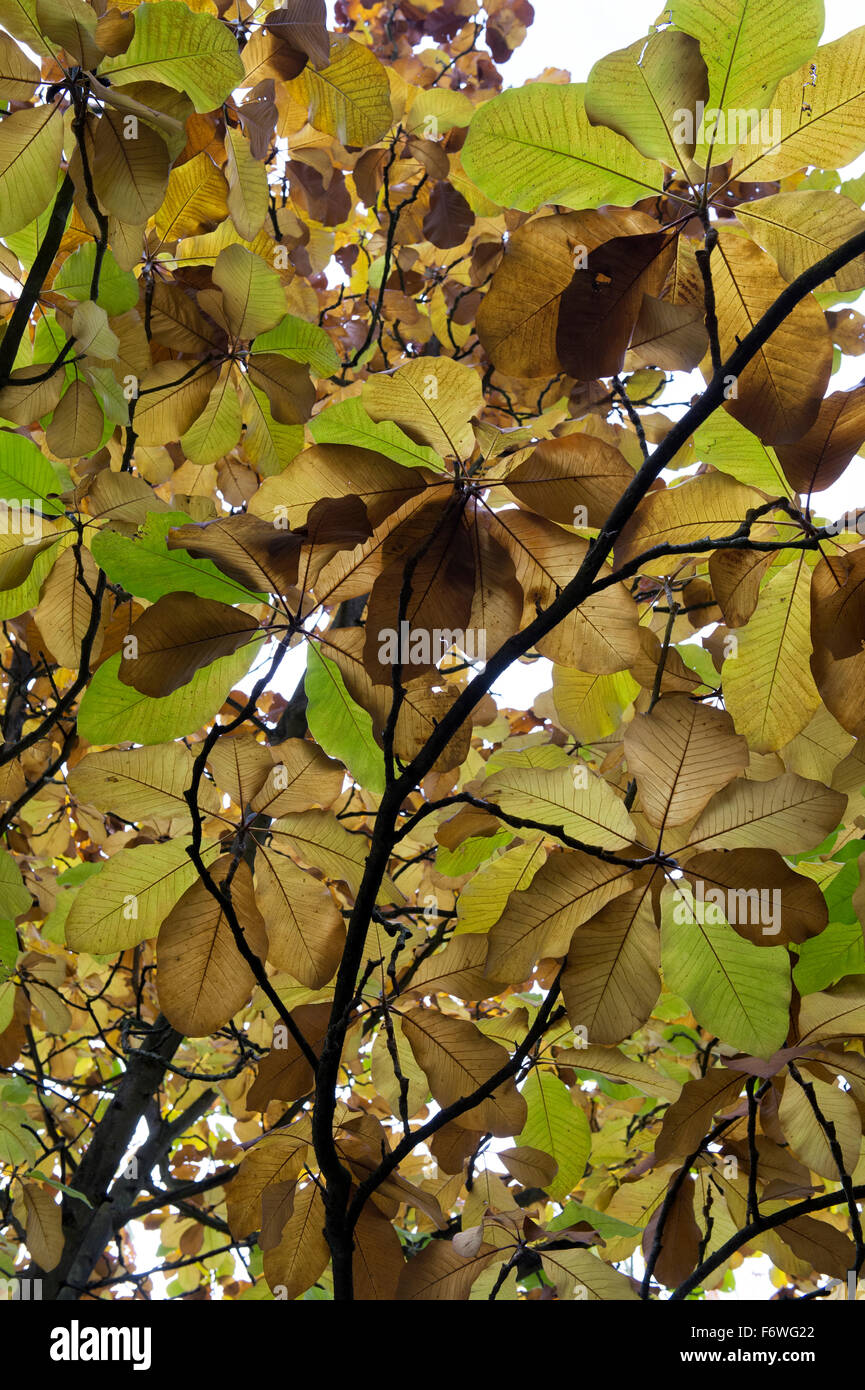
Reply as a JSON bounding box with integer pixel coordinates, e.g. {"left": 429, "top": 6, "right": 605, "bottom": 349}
{"left": 1, "top": 0, "right": 865, "bottom": 1304}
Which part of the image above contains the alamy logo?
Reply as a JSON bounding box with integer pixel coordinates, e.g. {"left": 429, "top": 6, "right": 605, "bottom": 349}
{"left": 49, "top": 1320, "right": 152, "bottom": 1371}
{"left": 377, "top": 622, "right": 487, "bottom": 667}
{"left": 672, "top": 102, "right": 781, "bottom": 149}
{"left": 0, "top": 500, "right": 43, "bottom": 542}
{"left": 673, "top": 879, "right": 781, "bottom": 936}
{"left": 0, "top": 1275, "right": 41, "bottom": 1300}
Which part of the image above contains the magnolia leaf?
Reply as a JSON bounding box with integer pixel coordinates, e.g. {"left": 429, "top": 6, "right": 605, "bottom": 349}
{"left": 52, "top": 243, "right": 138, "bottom": 314}
{"left": 156, "top": 857, "right": 267, "bottom": 1036}
{"left": 225, "top": 125, "right": 269, "bottom": 242}
{"left": 395, "top": 1239, "right": 498, "bottom": 1301}
{"left": 551, "top": 666, "right": 640, "bottom": 746}
{"left": 540, "top": 1248, "right": 639, "bottom": 1301}
{"left": 288, "top": 34, "right": 392, "bottom": 146}
{"left": 485, "top": 849, "right": 634, "bottom": 984}
{"left": 78, "top": 643, "right": 261, "bottom": 745}
{"left": 66, "top": 836, "right": 219, "bottom": 954}
{"left": 505, "top": 432, "right": 635, "bottom": 528}
{"left": 776, "top": 384, "right": 865, "bottom": 495}
{"left": 45, "top": 379, "right": 104, "bottom": 459}
{"left": 22, "top": 1182, "right": 64, "bottom": 1271}
{"left": 91, "top": 107, "right": 170, "bottom": 223}
{"left": 482, "top": 762, "right": 637, "bottom": 851}
{"left": 737, "top": 192, "right": 865, "bottom": 293}
{"left": 401, "top": 1007, "right": 526, "bottom": 1137}
{"left": 477, "top": 207, "right": 658, "bottom": 378}
{"left": 179, "top": 366, "right": 243, "bottom": 466}
{"left": 660, "top": 880, "right": 792, "bottom": 1058}
{"left": 671, "top": 0, "right": 825, "bottom": 164}
{"left": 0, "top": 432, "right": 69, "bottom": 515}
{"left": 253, "top": 844, "right": 344, "bottom": 989}
{"left": 304, "top": 642, "right": 386, "bottom": 794}
{"left": 462, "top": 83, "right": 662, "bottom": 212}
{"left": 723, "top": 556, "right": 821, "bottom": 752}
{"left": 213, "top": 243, "right": 287, "bottom": 340}
{"left": 251, "top": 313, "right": 340, "bottom": 378}
{"left": 701, "top": 232, "right": 832, "bottom": 445}
{"left": 262, "top": 1180, "right": 329, "bottom": 1300}
{"left": 0, "top": 33, "right": 40, "bottom": 101}
{"left": 363, "top": 356, "right": 483, "bottom": 461}
{"left": 99, "top": 0, "right": 244, "bottom": 113}
{"left": 117, "top": 593, "right": 260, "bottom": 697}
{"left": 154, "top": 151, "right": 230, "bottom": 243}
{"left": 614, "top": 473, "right": 766, "bottom": 576}
{"left": 0, "top": 104, "right": 63, "bottom": 236}
{"left": 732, "top": 26, "right": 865, "bottom": 182}
{"left": 68, "top": 742, "right": 222, "bottom": 826}
{"left": 515, "top": 1067, "right": 590, "bottom": 1201}
{"left": 689, "top": 772, "right": 846, "bottom": 854}
{"left": 562, "top": 873, "right": 662, "bottom": 1046}
{"left": 308, "top": 397, "right": 443, "bottom": 470}
{"left": 34, "top": 545, "right": 102, "bottom": 669}
{"left": 264, "top": 811, "right": 403, "bottom": 905}
{"left": 693, "top": 410, "right": 792, "bottom": 496}
{"left": 778, "top": 1070, "right": 862, "bottom": 1178}
{"left": 585, "top": 29, "right": 708, "bottom": 168}
{"left": 133, "top": 361, "right": 218, "bottom": 447}
{"left": 624, "top": 694, "right": 748, "bottom": 828}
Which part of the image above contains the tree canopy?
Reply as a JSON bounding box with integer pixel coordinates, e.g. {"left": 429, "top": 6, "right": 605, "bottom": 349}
{"left": 1, "top": 0, "right": 865, "bottom": 1305}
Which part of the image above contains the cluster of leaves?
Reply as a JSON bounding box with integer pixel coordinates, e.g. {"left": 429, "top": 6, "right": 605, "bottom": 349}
{"left": 1, "top": 0, "right": 865, "bottom": 1302}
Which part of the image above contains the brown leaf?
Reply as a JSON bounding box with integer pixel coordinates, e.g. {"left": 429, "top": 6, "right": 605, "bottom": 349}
{"left": 156, "top": 857, "right": 267, "bottom": 1036}
{"left": 422, "top": 180, "right": 474, "bottom": 250}
{"left": 247, "top": 1003, "right": 331, "bottom": 1109}
{"left": 654, "top": 1070, "right": 743, "bottom": 1164}
{"left": 624, "top": 694, "right": 748, "bottom": 828}
{"left": 167, "top": 514, "right": 302, "bottom": 594}
{"left": 556, "top": 230, "right": 678, "bottom": 380}
{"left": 776, "top": 384, "right": 865, "bottom": 495}
{"left": 504, "top": 433, "right": 634, "bottom": 529}
{"left": 642, "top": 1179, "right": 701, "bottom": 1289}
{"left": 118, "top": 592, "right": 259, "bottom": 696}
{"left": 682, "top": 848, "right": 828, "bottom": 947}
{"left": 401, "top": 1007, "right": 527, "bottom": 1137}
{"left": 246, "top": 353, "right": 315, "bottom": 425}
{"left": 562, "top": 870, "right": 661, "bottom": 1046}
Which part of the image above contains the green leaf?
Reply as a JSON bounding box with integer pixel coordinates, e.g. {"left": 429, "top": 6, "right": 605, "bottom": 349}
{"left": 65, "top": 836, "right": 220, "bottom": 953}
{"left": 78, "top": 643, "right": 262, "bottom": 746}
{"left": 240, "top": 380, "right": 304, "bottom": 477}
{"left": 794, "top": 920, "right": 865, "bottom": 994}
{"left": 515, "top": 1067, "right": 590, "bottom": 1202}
{"left": 251, "top": 314, "right": 340, "bottom": 377}
{"left": 0, "top": 104, "right": 62, "bottom": 236}
{"left": 669, "top": 0, "right": 825, "bottom": 164}
{"left": 308, "top": 397, "right": 444, "bottom": 471}
{"left": 462, "top": 83, "right": 662, "bottom": 213}
{"left": 99, "top": 0, "right": 244, "bottom": 113}
{"left": 53, "top": 244, "right": 138, "bottom": 315}
{"left": 436, "top": 831, "right": 513, "bottom": 877}
{"left": 0, "top": 1107, "right": 41, "bottom": 1165}
{"left": 694, "top": 409, "right": 793, "bottom": 495}
{"left": 304, "top": 643, "right": 385, "bottom": 794}
{"left": 585, "top": 29, "right": 709, "bottom": 169}
{"left": 288, "top": 34, "right": 392, "bottom": 146}
{"left": 0, "top": 918, "right": 17, "bottom": 973}
{"left": 91, "top": 511, "right": 263, "bottom": 605}
{"left": 0, "top": 848, "right": 30, "bottom": 918}
{"left": 547, "top": 1201, "right": 640, "bottom": 1240}
{"left": 0, "top": 433, "right": 70, "bottom": 514}
{"left": 660, "top": 881, "right": 791, "bottom": 1058}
